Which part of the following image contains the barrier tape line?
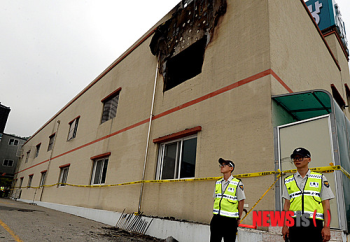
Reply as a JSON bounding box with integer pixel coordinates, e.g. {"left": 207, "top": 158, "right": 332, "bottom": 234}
{"left": 240, "top": 173, "right": 282, "bottom": 223}
{"left": 11, "top": 165, "right": 349, "bottom": 190}
{"left": 340, "top": 166, "right": 350, "bottom": 180}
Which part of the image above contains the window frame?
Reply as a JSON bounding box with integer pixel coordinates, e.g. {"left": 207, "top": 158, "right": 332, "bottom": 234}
{"left": 39, "top": 170, "right": 47, "bottom": 187}
{"left": 35, "top": 143, "right": 41, "bottom": 158}
{"left": 58, "top": 164, "right": 70, "bottom": 187}
{"left": 3, "top": 159, "right": 14, "bottom": 167}
{"left": 27, "top": 174, "right": 33, "bottom": 188}
{"left": 8, "top": 139, "right": 19, "bottom": 146}
{"left": 25, "top": 150, "right": 30, "bottom": 163}
{"left": 19, "top": 177, "right": 24, "bottom": 188}
{"left": 156, "top": 134, "right": 198, "bottom": 180}
{"left": 67, "top": 116, "right": 80, "bottom": 141}
{"left": 164, "top": 36, "right": 207, "bottom": 91}
{"left": 90, "top": 153, "right": 110, "bottom": 185}
{"left": 331, "top": 84, "right": 346, "bottom": 109}
{"left": 101, "top": 88, "right": 121, "bottom": 124}
{"left": 47, "top": 133, "right": 56, "bottom": 151}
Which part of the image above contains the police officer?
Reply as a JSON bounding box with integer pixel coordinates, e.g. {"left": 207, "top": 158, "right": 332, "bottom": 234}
{"left": 282, "top": 148, "right": 334, "bottom": 242}
{"left": 210, "top": 158, "right": 245, "bottom": 242}
{"left": 0, "top": 186, "right": 4, "bottom": 198}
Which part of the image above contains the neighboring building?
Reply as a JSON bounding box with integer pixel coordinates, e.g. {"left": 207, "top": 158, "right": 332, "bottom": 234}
{"left": 0, "top": 103, "right": 10, "bottom": 133}
{"left": 0, "top": 133, "right": 26, "bottom": 196}
{"left": 12, "top": 0, "right": 350, "bottom": 241}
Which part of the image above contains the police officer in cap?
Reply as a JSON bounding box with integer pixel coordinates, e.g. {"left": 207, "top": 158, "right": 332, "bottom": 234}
{"left": 282, "top": 148, "right": 334, "bottom": 242}
{"left": 210, "top": 158, "right": 245, "bottom": 242}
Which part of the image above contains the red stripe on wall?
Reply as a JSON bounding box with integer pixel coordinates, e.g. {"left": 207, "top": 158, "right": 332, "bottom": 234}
{"left": 270, "top": 69, "right": 293, "bottom": 93}
{"left": 16, "top": 69, "right": 292, "bottom": 174}
{"left": 153, "top": 69, "right": 273, "bottom": 120}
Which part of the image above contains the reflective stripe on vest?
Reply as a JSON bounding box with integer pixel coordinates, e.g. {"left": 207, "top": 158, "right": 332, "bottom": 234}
{"left": 213, "top": 177, "right": 240, "bottom": 218}
{"left": 285, "top": 172, "right": 324, "bottom": 220}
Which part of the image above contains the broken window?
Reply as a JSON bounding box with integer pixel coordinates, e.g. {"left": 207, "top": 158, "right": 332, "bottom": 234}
{"left": 101, "top": 88, "right": 121, "bottom": 124}
{"left": 150, "top": 0, "right": 227, "bottom": 91}
{"left": 165, "top": 36, "right": 207, "bottom": 90}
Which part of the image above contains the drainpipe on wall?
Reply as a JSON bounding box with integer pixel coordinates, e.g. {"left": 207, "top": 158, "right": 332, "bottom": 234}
{"left": 39, "top": 120, "right": 60, "bottom": 201}
{"left": 138, "top": 63, "right": 159, "bottom": 214}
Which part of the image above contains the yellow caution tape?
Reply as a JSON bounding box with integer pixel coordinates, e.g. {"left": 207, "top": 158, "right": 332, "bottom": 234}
{"left": 10, "top": 165, "right": 350, "bottom": 190}
{"left": 235, "top": 171, "right": 279, "bottom": 178}
{"left": 340, "top": 166, "right": 350, "bottom": 180}
{"left": 281, "top": 165, "right": 341, "bottom": 174}
{"left": 241, "top": 173, "right": 282, "bottom": 223}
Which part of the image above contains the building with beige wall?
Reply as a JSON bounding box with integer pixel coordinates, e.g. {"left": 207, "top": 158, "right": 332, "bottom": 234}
{"left": 12, "top": 0, "right": 350, "bottom": 241}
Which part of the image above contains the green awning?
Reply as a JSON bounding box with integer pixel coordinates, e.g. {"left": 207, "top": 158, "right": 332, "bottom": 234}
{"left": 272, "top": 91, "right": 332, "bottom": 121}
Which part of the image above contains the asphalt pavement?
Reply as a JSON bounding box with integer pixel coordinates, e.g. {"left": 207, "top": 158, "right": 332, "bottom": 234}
{"left": 0, "top": 198, "right": 164, "bottom": 242}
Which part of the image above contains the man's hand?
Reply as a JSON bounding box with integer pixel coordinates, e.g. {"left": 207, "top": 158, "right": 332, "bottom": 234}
{"left": 282, "top": 225, "right": 289, "bottom": 240}
{"left": 321, "top": 226, "right": 330, "bottom": 241}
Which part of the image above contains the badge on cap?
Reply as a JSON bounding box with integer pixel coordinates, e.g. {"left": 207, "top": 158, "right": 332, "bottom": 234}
{"left": 324, "top": 181, "right": 330, "bottom": 188}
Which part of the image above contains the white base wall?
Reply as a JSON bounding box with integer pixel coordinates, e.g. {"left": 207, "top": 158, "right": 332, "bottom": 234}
{"left": 17, "top": 199, "right": 346, "bottom": 242}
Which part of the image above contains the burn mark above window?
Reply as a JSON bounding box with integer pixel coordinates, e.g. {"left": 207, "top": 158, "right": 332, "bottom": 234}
{"left": 150, "top": 0, "right": 227, "bottom": 91}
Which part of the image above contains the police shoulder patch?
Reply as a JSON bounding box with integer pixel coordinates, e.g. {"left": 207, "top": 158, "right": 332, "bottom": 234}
{"left": 239, "top": 185, "right": 244, "bottom": 190}
{"left": 324, "top": 181, "right": 330, "bottom": 188}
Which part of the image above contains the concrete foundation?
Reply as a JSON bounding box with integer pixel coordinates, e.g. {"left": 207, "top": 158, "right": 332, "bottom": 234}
{"left": 17, "top": 199, "right": 347, "bottom": 242}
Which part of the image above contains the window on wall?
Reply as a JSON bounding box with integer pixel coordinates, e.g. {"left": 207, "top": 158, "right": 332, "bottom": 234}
{"left": 331, "top": 84, "right": 346, "bottom": 109}
{"left": 101, "top": 88, "right": 121, "bottom": 124}
{"left": 164, "top": 36, "right": 207, "bottom": 91}
{"left": 156, "top": 135, "right": 198, "bottom": 180}
{"left": 3, "top": 159, "right": 14, "bottom": 167}
{"left": 19, "top": 177, "right": 24, "bottom": 188}
{"left": 25, "top": 150, "right": 30, "bottom": 163}
{"left": 47, "top": 134, "right": 55, "bottom": 151}
{"left": 35, "top": 143, "right": 41, "bottom": 158}
{"left": 58, "top": 165, "right": 69, "bottom": 186}
{"left": 91, "top": 157, "right": 109, "bottom": 185}
{"left": 9, "top": 139, "right": 19, "bottom": 146}
{"left": 27, "top": 175, "right": 33, "bottom": 188}
{"left": 40, "top": 171, "right": 47, "bottom": 187}
{"left": 345, "top": 84, "right": 350, "bottom": 108}
{"left": 67, "top": 117, "right": 79, "bottom": 141}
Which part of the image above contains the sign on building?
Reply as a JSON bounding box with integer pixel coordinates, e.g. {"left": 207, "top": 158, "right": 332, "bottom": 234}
{"left": 305, "top": 0, "right": 348, "bottom": 52}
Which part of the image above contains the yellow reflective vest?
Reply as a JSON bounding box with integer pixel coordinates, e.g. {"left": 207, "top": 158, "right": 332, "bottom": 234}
{"left": 213, "top": 177, "right": 240, "bottom": 218}
{"left": 285, "top": 172, "right": 324, "bottom": 220}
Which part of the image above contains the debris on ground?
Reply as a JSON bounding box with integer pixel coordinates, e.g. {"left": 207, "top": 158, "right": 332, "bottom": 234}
{"left": 100, "top": 227, "right": 165, "bottom": 242}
